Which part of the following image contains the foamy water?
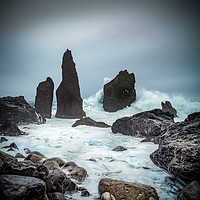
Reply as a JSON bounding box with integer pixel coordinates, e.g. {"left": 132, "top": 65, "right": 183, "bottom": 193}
{"left": 1, "top": 89, "right": 200, "bottom": 199}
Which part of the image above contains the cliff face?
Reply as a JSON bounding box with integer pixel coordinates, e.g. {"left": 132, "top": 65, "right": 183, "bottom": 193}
{"left": 55, "top": 49, "right": 85, "bottom": 119}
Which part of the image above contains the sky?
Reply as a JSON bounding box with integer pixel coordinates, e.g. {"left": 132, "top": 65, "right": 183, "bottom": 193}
{"left": 0, "top": 0, "right": 200, "bottom": 101}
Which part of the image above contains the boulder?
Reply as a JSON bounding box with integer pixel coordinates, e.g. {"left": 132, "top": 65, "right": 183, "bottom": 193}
{"left": 62, "top": 161, "right": 87, "bottom": 181}
{"left": 101, "top": 192, "right": 116, "bottom": 200}
{"left": 98, "top": 178, "right": 159, "bottom": 200}
{"left": 103, "top": 70, "right": 136, "bottom": 112}
{"left": 55, "top": 49, "right": 85, "bottom": 119}
{"left": 2, "top": 142, "right": 19, "bottom": 150}
{"left": 0, "top": 174, "right": 48, "bottom": 200}
{"left": 177, "top": 181, "right": 200, "bottom": 200}
{"left": 43, "top": 157, "right": 65, "bottom": 168}
{"left": 112, "top": 109, "right": 174, "bottom": 137}
{"left": 150, "top": 112, "right": 200, "bottom": 183}
{"left": 0, "top": 151, "right": 17, "bottom": 163}
{"left": 0, "top": 137, "right": 8, "bottom": 143}
{"left": 48, "top": 192, "right": 66, "bottom": 200}
{"left": 112, "top": 146, "right": 127, "bottom": 152}
{"left": 0, "top": 96, "right": 45, "bottom": 125}
{"left": 72, "top": 117, "right": 111, "bottom": 128}
{"left": 0, "top": 119, "right": 26, "bottom": 136}
{"left": 24, "top": 151, "right": 46, "bottom": 163}
{"left": 161, "top": 101, "right": 177, "bottom": 117}
{"left": 15, "top": 153, "right": 25, "bottom": 158}
{"left": 35, "top": 77, "right": 54, "bottom": 119}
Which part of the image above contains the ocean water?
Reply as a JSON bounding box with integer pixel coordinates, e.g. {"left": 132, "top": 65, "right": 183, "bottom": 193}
{"left": 1, "top": 88, "right": 200, "bottom": 199}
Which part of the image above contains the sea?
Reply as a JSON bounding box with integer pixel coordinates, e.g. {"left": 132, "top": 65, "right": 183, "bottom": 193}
{"left": 1, "top": 88, "right": 200, "bottom": 200}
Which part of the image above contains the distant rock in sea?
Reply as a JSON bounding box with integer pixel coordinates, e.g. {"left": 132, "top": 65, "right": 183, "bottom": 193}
{"left": 0, "top": 96, "right": 45, "bottom": 125}
{"left": 103, "top": 70, "right": 136, "bottom": 112}
{"left": 112, "top": 109, "right": 174, "bottom": 137}
{"left": 55, "top": 49, "right": 85, "bottom": 119}
{"left": 35, "top": 77, "right": 54, "bottom": 118}
{"left": 150, "top": 112, "right": 200, "bottom": 183}
{"left": 161, "top": 100, "right": 177, "bottom": 117}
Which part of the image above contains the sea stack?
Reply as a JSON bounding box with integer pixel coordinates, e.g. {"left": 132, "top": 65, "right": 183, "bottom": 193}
{"left": 103, "top": 70, "right": 136, "bottom": 112}
{"left": 35, "top": 77, "right": 54, "bottom": 118}
{"left": 55, "top": 49, "right": 85, "bottom": 118}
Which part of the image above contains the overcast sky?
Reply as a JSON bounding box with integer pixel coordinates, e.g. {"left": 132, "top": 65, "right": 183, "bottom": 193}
{"left": 0, "top": 0, "right": 200, "bottom": 101}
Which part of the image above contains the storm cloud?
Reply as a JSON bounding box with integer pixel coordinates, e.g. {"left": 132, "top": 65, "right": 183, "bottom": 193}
{"left": 0, "top": 0, "right": 200, "bottom": 100}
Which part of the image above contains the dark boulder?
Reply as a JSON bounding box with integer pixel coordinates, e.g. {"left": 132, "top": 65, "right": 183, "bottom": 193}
{"left": 150, "top": 112, "right": 200, "bottom": 183}
{"left": 0, "top": 96, "right": 45, "bottom": 125}
{"left": 103, "top": 70, "right": 136, "bottom": 112}
{"left": 35, "top": 77, "right": 54, "bottom": 119}
{"left": 0, "top": 174, "right": 48, "bottom": 200}
{"left": 0, "top": 137, "right": 8, "bottom": 143}
{"left": 98, "top": 178, "right": 159, "bottom": 200}
{"left": 112, "top": 146, "right": 127, "bottom": 152}
{"left": 72, "top": 117, "right": 111, "bottom": 128}
{"left": 112, "top": 109, "right": 174, "bottom": 137}
{"left": 0, "top": 120, "right": 26, "bottom": 136}
{"left": 161, "top": 101, "right": 177, "bottom": 117}
{"left": 55, "top": 49, "right": 85, "bottom": 119}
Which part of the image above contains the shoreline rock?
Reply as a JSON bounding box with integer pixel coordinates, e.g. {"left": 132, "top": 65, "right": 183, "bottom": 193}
{"left": 103, "top": 70, "right": 136, "bottom": 112}
{"left": 161, "top": 101, "right": 177, "bottom": 117}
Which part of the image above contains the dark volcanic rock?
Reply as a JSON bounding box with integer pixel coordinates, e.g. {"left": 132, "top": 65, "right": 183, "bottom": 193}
{"left": 103, "top": 70, "right": 136, "bottom": 112}
{"left": 0, "top": 137, "right": 8, "bottom": 143}
{"left": 55, "top": 49, "right": 85, "bottom": 119}
{"left": 0, "top": 119, "right": 26, "bottom": 136}
{"left": 112, "top": 146, "right": 127, "bottom": 151}
{"left": 0, "top": 174, "right": 48, "bottom": 200}
{"left": 150, "top": 112, "right": 200, "bottom": 183}
{"left": 98, "top": 178, "right": 159, "bottom": 200}
{"left": 0, "top": 96, "right": 45, "bottom": 125}
{"left": 72, "top": 117, "right": 111, "bottom": 128}
{"left": 112, "top": 109, "right": 174, "bottom": 137}
{"left": 35, "top": 77, "right": 54, "bottom": 119}
{"left": 161, "top": 100, "right": 177, "bottom": 117}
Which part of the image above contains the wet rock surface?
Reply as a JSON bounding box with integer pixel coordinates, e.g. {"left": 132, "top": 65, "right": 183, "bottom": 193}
{"left": 150, "top": 112, "right": 200, "bottom": 183}
{"left": 112, "top": 146, "right": 127, "bottom": 151}
{"left": 98, "top": 178, "right": 159, "bottom": 200}
{"left": 35, "top": 77, "right": 54, "bottom": 119}
{"left": 112, "top": 109, "right": 174, "bottom": 137}
{"left": 161, "top": 101, "right": 177, "bottom": 117}
{"left": 103, "top": 70, "right": 136, "bottom": 112}
{"left": 0, "top": 96, "right": 45, "bottom": 125}
{"left": 72, "top": 117, "right": 111, "bottom": 128}
{"left": 56, "top": 49, "right": 85, "bottom": 119}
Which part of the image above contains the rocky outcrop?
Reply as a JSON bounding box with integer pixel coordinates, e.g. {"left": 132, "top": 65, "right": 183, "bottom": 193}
{"left": 103, "top": 70, "right": 136, "bottom": 112}
{"left": 161, "top": 101, "right": 177, "bottom": 117}
{"left": 150, "top": 112, "right": 200, "bottom": 183}
{"left": 0, "top": 96, "right": 45, "bottom": 125}
{"left": 0, "top": 120, "right": 26, "bottom": 136}
{"left": 72, "top": 117, "right": 111, "bottom": 128}
{"left": 35, "top": 77, "right": 54, "bottom": 119}
{"left": 98, "top": 178, "right": 159, "bottom": 200}
{"left": 112, "top": 146, "right": 127, "bottom": 152}
{"left": 56, "top": 49, "right": 85, "bottom": 119}
{"left": 0, "top": 174, "right": 49, "bottom": 200}
{"left": 112, "top": 109, "right": 174, "bottom": 137}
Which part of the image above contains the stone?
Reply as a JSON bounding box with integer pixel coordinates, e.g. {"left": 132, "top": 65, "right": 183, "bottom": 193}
{"left": 24, "top": 147, "right": 31, "bottom": 154}
{"left": 0, "top": 136, "right": 8, "bottom": 143}
{"left": 0, "top": 96, "right": 45, "bottom": 125}
{"left": 48, "top": 192, "right": 66, "bottom": 200}
{"left": 150, "top": 112, "right": 200, "bottom": 183}
{"left": 103, "top": 70, "right": 136, "bottom": 112}
{"left": 62, "top": 161, "right": 87, "bottom": 181}
{"left": 112, "top": 109, "right": 174, "bottom": 137}
{"left": 72, "top": 117, "right": 111, "bottom": 128}
{"left": 140, "top": 136, "right": 157, "bottom": 143}
{"left": 15, "top": 152, "right": 25, "bottom": 158}
{"left": 24, "top": 151, "right": 46, "bottom": 163}
{"left": 35, "top": 77, "right": 54, "bottom": 119}
{"left": 0, "top": 150, "right": 17, "bottom": 163}
{"left": 43, "top": 157, "right": 65, "bottom": 167}
{"left": 98, "top": 178, "right": 159, "bottom": 200}
{"left": 101, "top": 192, "right": 116, "bottom": 200}
{"left": 0, "top": 119, "right": 26, "bottom": 136}
{"left": 0, "top": 174, "right": 48, "bottom": 200}
{"left": 112, "top": 146, "right": 127, "bottom": 152}
{"left": 43, "top": 160, "right": 60, "bottom": 170}
{"left": 177, "top": 181, "right": 200, "bottom": 200}
{"left": 161, "top": 101, "right": 177, "bottom": 117}
{"left": 55, "top": 49, "right": 85, "bottom": 119}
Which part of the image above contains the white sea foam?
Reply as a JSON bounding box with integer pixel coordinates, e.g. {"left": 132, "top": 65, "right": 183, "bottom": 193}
{"left": 1, "top": 89, "right": 200, "bottom": 199}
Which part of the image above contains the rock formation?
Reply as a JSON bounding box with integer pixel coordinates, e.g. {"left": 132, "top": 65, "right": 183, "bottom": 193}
{"left": 161, "top": 101, "right": 177, "bottom": 117}
{"left": 72, "top": 117, "right": 111, "bottom": 128}
{"left": 150, "top": 112, "right": 200, "bottom": 183}
{"left": 112, "top": 109, "right": 174, "bottom": 137}
{"left": 103, "top": 70, "right": 136, "bottom": 112}
{"left": 98, "top": 178, "right": 159, "bottom": 200}
{"left": 55, "top": 49, "right": 85, "bottom": 118}
{"left": 0, "top": 96, "right": 45, "bottom": 125}
{"left": 35, "top": 77, "right": 54, "bottom": 118}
